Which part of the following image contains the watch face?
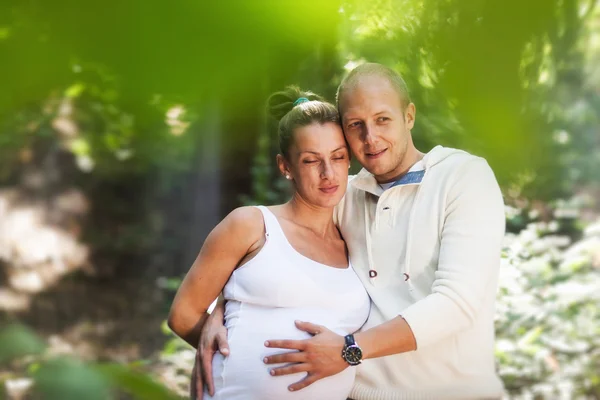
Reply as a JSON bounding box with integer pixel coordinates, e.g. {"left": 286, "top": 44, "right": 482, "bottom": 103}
{"left": 344, "top": 345, "right": 363, "bottom": 365}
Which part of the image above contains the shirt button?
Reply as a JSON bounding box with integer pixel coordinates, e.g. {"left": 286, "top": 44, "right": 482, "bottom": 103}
{"left": 369, "top": 270, "right": 378, "bottom": 278}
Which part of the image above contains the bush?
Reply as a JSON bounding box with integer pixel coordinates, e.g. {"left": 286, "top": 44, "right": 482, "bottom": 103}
{"left": 496, "top": 199, "right": 600, "bottom": 398}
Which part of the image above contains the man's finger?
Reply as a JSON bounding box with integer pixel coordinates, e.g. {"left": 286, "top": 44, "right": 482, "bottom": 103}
{"left": 289, "top": 373, "right": 319, "bottom": 392}
{"left": 263, "top": 351, "right": 306, "bottom": 365}
{"left": 191, "top": 362, "right": 203, "bottom": 400}
{"left": 294, "top": 321, "right": 324, "bottom": 335}
{"left": 269, "top": 363, "right": 310, "bottom": 376}
{"left": 264, "top": 339, "right": 306, "bottom": 350}
{"left": 201, "top": 348, "right": 215, "bottom": 396}
{"left": 217, "top": 332, "right": 230, "bottom": 356}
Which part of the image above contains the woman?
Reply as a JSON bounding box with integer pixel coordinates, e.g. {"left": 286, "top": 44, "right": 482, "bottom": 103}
{"left": 168, "top": 87, "right": 370, "bottom": 400}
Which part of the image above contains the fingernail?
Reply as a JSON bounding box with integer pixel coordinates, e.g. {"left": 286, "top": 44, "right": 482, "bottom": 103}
{"left": 294, "top": 320, "right": 301, "bottom": 324}
{"left": 264, "top": 341, "right": 270, "bottom": 346}
{"left": 263, "top": 357, "right": 268, "bottom": 363}
{"left": 270, "top": 369, "right": 275, "bottom": 376}
{"left": 289, "top": 387, "right": 295, "bottom": 392}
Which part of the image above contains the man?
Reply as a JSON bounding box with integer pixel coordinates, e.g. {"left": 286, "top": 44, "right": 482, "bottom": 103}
{"left": 195, "top": 63, "right": 506, "bottom": 399}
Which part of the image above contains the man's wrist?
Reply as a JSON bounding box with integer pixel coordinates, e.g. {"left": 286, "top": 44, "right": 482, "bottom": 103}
{"left": 341, "top": 334, "right": 363, "bottom": 365}
{"left": 354, "top": 332, "right": 369, "bottom": 360}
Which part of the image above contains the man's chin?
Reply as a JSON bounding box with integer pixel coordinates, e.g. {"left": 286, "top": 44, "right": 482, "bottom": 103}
{"left": 362, "top": 162, "right": 390, "bottom": 178}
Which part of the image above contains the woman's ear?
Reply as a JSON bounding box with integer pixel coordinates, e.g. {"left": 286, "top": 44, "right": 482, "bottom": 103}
{"left": 276, "top": 154, "right": 292, "bottom": 180}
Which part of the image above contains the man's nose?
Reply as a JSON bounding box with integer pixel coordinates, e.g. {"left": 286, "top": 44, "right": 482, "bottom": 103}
{"left": 362, "top": 122, "right": 378, "bottom": 146}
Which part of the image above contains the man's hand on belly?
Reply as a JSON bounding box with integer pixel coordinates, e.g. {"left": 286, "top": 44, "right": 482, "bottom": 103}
{"left": 263, "top": 321, "right": 348, "bottom": 392}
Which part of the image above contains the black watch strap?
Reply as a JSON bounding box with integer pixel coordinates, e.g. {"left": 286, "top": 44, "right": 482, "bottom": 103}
{"left": 344, "top": 334, "right": 355, "bottom": 347}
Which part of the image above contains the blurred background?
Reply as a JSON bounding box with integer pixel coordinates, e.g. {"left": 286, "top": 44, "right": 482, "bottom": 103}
{"left": 0, "top": 0, "right": 598, "bottom": 398}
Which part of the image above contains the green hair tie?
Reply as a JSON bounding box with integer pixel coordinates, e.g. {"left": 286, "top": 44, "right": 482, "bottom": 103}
{"left": 293, "top": 97, "right": 310, "bottom": 106}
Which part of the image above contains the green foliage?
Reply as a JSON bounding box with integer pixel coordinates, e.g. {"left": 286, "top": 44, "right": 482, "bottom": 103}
{"left": 239, "top": 128, "right": 292, "bottom": 206}
{"left": 0, "top": 324, "right": 181, "bottom": 399}
{"left": 33, "top": 358, "right": 111, "bottom": 400}
{"left": 95, "top": 364, "right": 181, "bottom": 400}
{"left": 0, "top": 324, "right": 46, "bottom": 364}
{"left": 0, "top": 62, "right": 199, "bottom": 181}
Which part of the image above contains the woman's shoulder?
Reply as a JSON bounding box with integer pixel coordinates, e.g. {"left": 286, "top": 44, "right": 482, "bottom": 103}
{"left": 203, "top": 206, "right": 265, "bottom": 252}
{"left": 223, "top": 206, "right": 264, "bottom": 231}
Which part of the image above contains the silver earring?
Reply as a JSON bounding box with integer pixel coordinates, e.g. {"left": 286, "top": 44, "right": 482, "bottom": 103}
{"left": 285, "top": 175, "right": 291, "bottom": 180}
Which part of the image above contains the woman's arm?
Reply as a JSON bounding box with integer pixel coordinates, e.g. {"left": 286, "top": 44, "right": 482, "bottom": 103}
{"left": 168, "top": 206, "right": 264, "bottom": 347}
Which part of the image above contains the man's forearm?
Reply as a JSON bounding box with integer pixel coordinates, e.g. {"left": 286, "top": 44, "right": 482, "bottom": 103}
{"left": 355, "top": 316, "right": 417, "bottom": 359}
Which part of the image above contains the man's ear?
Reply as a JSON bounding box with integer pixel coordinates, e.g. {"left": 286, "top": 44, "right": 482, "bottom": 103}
{"left": 405, "top": 103, "right": 416, "bottom": 130}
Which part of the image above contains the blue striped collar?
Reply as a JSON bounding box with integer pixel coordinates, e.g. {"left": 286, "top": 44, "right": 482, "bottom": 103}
{"left": 350, "top": 166, "right": 426, "bottom": 197}
{"left": 390, "top": 169, "right": 425, "bottom": 187}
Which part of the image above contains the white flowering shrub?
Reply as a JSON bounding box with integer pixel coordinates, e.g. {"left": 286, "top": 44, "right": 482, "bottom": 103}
{"left": 496, "top": 204, "right": 600, "bottom": 399}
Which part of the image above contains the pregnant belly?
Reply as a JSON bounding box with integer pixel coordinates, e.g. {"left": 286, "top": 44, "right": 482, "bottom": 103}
{"left": 207, "top": 305, "right": 357, "bottom": 400}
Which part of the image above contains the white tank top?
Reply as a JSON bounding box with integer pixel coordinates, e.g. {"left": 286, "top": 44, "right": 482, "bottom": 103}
{"left": 205, "top": 206, "right": 370, "bottom": 400}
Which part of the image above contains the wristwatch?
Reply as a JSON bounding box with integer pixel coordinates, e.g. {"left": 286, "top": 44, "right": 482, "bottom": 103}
{"left": 341, "top": 334, "right": 363, "bottom": 366}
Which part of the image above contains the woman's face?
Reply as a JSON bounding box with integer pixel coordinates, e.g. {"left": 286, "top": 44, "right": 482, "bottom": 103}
{"left": 280, "top": 122, "right": 350, "bottom": 209}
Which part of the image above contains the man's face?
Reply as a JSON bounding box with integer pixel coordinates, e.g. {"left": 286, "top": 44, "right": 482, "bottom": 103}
{"left": 339, "top": 75, "right": 415, "bottom": 183}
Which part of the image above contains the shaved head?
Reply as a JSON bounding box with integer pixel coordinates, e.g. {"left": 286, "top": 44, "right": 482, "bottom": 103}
{"left": 336, "top": 63, "right": 411, "bottom": 111}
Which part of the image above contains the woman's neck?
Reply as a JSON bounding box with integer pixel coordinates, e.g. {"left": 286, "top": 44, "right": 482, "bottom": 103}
{"left": 283, "top": 194, "right": 336, "bottom": 239}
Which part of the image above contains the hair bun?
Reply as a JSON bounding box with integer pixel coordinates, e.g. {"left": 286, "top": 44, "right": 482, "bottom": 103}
{"left": 266, "top": 85, "right": 323, "bottom": 122}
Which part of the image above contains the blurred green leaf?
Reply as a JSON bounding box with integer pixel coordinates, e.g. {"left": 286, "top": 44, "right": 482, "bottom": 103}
{"left": 519, "top": 326, "right": 544, "bottom": 346}
{"left": 95, "top": 363, "right": 181, "bottom": 400}
{"left": 0, "top": 27, "right": 10, "bottom": 40}
{"left": 162, "top": 278, "right": 182, "bottom": 292}
{"left": 64, "top": 83, "right": 86, "bottom": 98}
{"left": 69, "top": 138, "right": 91, "bottom": 156}
{"left": 0, "top": 324, "right": 46, "bottom": 363}
{"left": 28, "top": 361, "right": 42, "bottom": 374}
{"left": 161, "top": 338, "right": 190, "bottom": 356}
{"left": 33, "top": 358, "right": 111, "bottom": 400}
{"left": 160, "top": 320, "right": 172, "bottom": 336}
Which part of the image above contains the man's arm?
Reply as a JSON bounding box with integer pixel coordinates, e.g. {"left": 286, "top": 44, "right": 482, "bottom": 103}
{"left": 264, "top": 158, "right": 505, "bottom": 390}
{"left": 397, "top": 158, "right": 505, "bottom": 348}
